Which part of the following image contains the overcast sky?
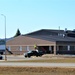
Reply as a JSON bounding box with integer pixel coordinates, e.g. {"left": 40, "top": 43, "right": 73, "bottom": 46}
{"left": 0, "top": 0, "right": 75, "bottom": 38}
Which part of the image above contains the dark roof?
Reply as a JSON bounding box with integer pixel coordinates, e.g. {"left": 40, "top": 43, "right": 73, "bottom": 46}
{"left": 25, "top": 29, "right": 65, "bottom": 36}
{"left": 24, "top": 29, "right": 75, "bottom": 42}
{"left": 26, "top": 35, "right": 75, "bottom": 42}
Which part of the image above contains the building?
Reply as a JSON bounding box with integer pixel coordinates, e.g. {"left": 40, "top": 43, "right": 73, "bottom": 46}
{"left": 6, "top": 29, "right": 75, "bottom": 55}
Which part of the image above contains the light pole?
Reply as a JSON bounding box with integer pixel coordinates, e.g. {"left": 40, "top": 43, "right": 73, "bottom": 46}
{"left": 1, "top": 14, "right": 7, "bottom": 61}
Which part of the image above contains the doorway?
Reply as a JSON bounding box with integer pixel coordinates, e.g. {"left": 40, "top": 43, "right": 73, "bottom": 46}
{"left": 38, "top": 46, "right": 50, "bottom": 54}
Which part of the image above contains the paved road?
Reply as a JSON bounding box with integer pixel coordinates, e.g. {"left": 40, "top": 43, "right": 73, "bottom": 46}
{"left": 0, "top": 55, "right": 75, "bottom": 68}
{"left": 0, "top": 62, "right": 75, "bottom": 68}
{"left": 2, "top": 55, "right": 46, "bottom": 61}
{"left": 2, "top": 55, "right": 75, "bottom": 61}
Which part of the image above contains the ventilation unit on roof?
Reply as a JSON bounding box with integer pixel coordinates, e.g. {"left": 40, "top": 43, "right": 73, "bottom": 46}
{"left": 73, "top": 29, "right": 75, "bottom": 32}
{"left": 64, "top": 28, "right": 67, "bottom": 32}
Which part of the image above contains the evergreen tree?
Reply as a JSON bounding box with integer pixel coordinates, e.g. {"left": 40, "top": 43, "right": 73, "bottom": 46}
{"left": 14, "top": 29, "right": 21, "bottom": 37}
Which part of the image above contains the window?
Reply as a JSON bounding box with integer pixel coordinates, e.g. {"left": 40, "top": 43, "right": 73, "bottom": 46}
{"left": 68, "top": 45, "right": 70, "bottom": 51}
{"left": 26, "top": 46, "right": 30, "bottom": 51}
{"left": 20, "top": 46, "right": 22, "bottom": 51}
{"left": 8, "top": 46, "right": 11, "bottom": 51}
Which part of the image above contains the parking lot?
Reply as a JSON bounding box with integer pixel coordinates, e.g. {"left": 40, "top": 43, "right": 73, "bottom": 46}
{"left": 1, "top": 55, "right": 44, "bottom": 61}
{"left": 1, "top": 54, "right": 75, "bottom": 61}
{"left": 0, "top": 54, "right": 75, "bottom": 68}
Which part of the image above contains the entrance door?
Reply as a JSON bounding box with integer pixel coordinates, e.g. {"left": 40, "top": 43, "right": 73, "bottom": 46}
{"left": 38, "top": 46, "right": 50, "bottom": 54}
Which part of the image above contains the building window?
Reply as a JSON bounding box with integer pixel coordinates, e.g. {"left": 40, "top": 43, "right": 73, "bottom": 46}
{"left": 26, "top": 46, "right": 30, "bottom": 51}
{"left": 20, "top": 46, "right": 22, "bottom": 51}
{"left": 58, "top": 33, "right": 64, "bottom": 36}
{"left": 8, "top": 46, "right": 11, "bottom": 51}
{"left": 68, "top": 45, "right": 70, "bottom": 51}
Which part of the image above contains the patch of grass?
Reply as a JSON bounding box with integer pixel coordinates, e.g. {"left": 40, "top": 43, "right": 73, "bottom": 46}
{"left": 0, "top": 66, "right": 75, "bottom": 75}
{"left": 24, "top": 58, "right": 75, "bottom": 63}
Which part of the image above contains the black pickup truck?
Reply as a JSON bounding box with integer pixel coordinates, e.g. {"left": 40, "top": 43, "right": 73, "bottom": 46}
{"left": 24, "top": 50, "right": 43, "bottom": 58}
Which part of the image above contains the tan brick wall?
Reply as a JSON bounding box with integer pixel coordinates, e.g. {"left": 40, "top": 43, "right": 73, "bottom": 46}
{"left": 6, "top": 46, "right": 35, "bottom": 55}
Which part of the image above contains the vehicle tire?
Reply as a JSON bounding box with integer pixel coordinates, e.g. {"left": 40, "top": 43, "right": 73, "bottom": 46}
{"left": 25, "top": 56, "right": 27, "bottom": 58}
{"left": 36, "top": 55, "right": 38, "bottom": 57}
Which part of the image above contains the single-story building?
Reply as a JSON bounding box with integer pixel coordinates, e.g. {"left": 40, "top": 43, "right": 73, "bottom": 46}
{"left": 6, "top": 29, "right": 75, "bottom": 55}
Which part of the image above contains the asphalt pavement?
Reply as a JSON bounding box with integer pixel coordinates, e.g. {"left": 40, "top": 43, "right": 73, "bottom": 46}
{"left": 0, "top": 62, "right": 75, "bottom": 68}
{"left": 0, "top": 55, "right": 75, "bottom": 68}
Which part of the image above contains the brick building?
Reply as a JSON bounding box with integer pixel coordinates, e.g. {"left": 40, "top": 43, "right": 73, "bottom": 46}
{"left": 6, "top": 29, "right": 75, "bottom": 55}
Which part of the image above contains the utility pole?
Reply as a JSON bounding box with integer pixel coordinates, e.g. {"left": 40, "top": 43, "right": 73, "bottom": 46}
{"left": 1, "top": 14, "right": 7, "bottom": 61}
